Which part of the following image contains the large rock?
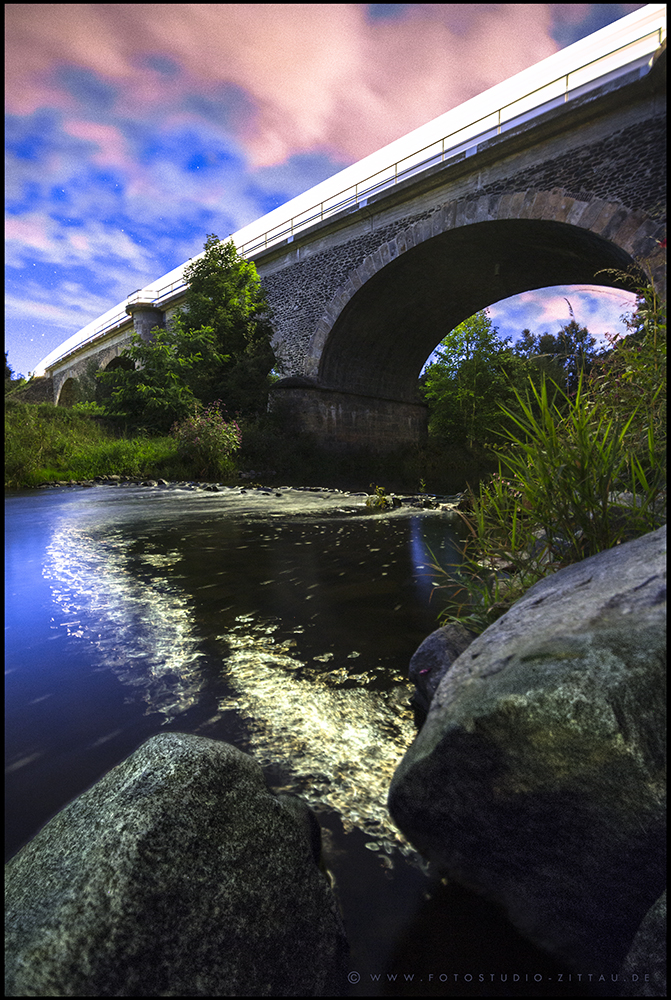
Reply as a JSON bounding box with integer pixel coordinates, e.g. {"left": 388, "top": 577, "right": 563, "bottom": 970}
{"left": 389, "top": 526, "right": 666, "bottom": 978}
{"left": 617, "top": 891, "right": 667, "bottom": 997}
{"left": 5, "top": 733, "right": 348, "bottom": 996}
{"left": 408, "top": 622, "right": 477, "bottom": 715}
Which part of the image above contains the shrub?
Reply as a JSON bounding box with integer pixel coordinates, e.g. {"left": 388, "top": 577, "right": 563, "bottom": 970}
{"left": 171, "top": 402, "right": 241, "bottom": 480}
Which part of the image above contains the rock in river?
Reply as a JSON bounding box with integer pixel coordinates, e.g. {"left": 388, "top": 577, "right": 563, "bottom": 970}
{"left": 389, "top": 526, "right": 666, "bottom": 979}
{"left": 5, "top": 732, "right": 348, "bottom": 996}
{"left": 408, "top": 621, "right": 477, "bottom": 715}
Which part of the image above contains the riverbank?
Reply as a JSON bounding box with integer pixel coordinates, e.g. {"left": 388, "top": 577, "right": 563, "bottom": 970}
{"left": 5, "top": 397, "right": 497, "bottom": 494}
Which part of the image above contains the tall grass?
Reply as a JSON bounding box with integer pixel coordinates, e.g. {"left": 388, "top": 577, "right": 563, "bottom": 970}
{"left": 428, "top": 276, "right": 666, "bottom": 634}
{"left": 4, "top": 401, "right": 195, "bottom": 488}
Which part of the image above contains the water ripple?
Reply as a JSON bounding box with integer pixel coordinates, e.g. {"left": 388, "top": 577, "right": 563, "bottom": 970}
{"left": 43, "top": 523, "right": 208, "bottom": 724}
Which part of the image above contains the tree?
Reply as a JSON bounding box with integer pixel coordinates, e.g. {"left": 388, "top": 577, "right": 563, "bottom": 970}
{"left": 514, "top": 314, "right": 598, "bottom": 395}
{"left": 98, "top": 323, "right": 226, "bottom": 433}
{"left": 5, "top": 351, "right": 24, "bottom": 385}
{"left": 177, "top": 235, "right": 276, "bottom": 416}
{"left": 422, "top": 310, "right": 533, "bottom": 450}
{"left": 98, "top": 235, "right": 276, "bottom": 431}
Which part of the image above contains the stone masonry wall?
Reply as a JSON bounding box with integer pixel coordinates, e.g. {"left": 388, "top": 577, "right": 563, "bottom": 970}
{"left": 469, "top": 114, "right": 666, "bottom": 216}
{"left": 261, "top": 109, "right": 665, "bottom": 378}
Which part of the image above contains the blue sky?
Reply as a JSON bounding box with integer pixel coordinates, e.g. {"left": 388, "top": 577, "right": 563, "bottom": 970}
{"left": 5, "top": 4, "right": 647, "bottom": 378}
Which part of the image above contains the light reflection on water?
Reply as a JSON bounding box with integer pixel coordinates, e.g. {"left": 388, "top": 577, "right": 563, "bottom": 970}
{"left": 44, "top": 522, "right": 209, "bottom": 724}
{"left": 214, "top": 615, "right": 418, "bottom": 855}
{"left": 8, "top": 486, "right": 461, "bottom": 867}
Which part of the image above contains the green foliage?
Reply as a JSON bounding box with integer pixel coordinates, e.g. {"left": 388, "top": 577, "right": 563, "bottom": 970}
{"left": 514, "top": 314, "right": 598, "bottom": 394}
{"left": 429, "top": 276, "right": 666, "bottom": 634}
{"left": 422, "top": 310, "right": 536, "bottom": 450}
{"left": 171, "top": 402, "right": 241, "bottom": 480}
{"left": 4, "top": 399, "right": 236, "bottom": 488}
{"left": 71, "top": 400, "right": 106, "bottom": 415}
{"left": 588, "top": 267, "right": 666, "bottom": 473}
{"left": 177, "top": 234, "right": 276, "bottom": 416}
{"left": 97, "top": 322, "right": 226, "bottom": 433}
{"left": 96, "top": 235, "right": 275, "bottom": 432}
{"left": 365, "top": 484, "right": 393, "bottom": 509}
{"left": 4, "top": 400, "right": 167, "bottom": 487}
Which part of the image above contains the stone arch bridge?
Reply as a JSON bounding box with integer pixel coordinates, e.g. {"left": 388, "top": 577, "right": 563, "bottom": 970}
{"left": 44, "top": 37, "right": 665, "bottom": 450}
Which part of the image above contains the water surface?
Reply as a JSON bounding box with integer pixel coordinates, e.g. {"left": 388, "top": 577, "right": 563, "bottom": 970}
{"left": 5, "top": 484, "right": 605, "bottom": 996}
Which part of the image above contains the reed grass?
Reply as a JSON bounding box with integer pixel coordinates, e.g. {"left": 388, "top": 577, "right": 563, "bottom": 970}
{"left": 428, "top": 372, "right": 666, "bottom": 634}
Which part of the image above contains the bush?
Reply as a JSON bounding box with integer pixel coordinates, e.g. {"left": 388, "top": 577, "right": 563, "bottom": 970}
{"left": 171, "top": 402, "right": 241, "bottom": 480}
{"left": 97, "top": 323, "right": 223, "bottom": 433}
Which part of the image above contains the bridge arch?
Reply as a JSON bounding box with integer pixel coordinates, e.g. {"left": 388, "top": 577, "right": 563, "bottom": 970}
{"left": 53, "top": 340, "right": 136, "bottom": 406}
{"left": 303, "top": 189, "right": 665, "bottom": 406}
{"left": 57, "top": 377, "right": 80, "bottom": 408}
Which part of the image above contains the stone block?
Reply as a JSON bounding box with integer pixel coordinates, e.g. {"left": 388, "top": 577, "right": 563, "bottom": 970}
{"left": 452, "top": 200, "right": 470, "bottom": 228}
{"left": 629, "top": 218, "right": 665, "bottom": 260}
{"left": 518, "top": 189, "right": 543, "bottom": 219}
{"left": 378, "top": 242, "right": 392, "bottom": 268}
{"left": 401, "top": 226, "right": 417, "bottom": 251}
{"left": 564, "top": 198, "right": 590, "bottom": 227}
{"left": 369, "top": 248, "right": 385, "bottom": 273}
{"left": 334, "top": 286, "right": 351, "bottom": 311}
{"left": 551, "top": 193, "right": 578, "bottom": 224}
{"left": 414, "top": 217, "right": 434, "bottom": 245}
{"left": 430, "top": 209, "right": 446, "bottom": 238}
{"left": 572, "top": 197, "right": 611, "bottom": 232}
{"left": 590, "top": 200, "right": 624, "bottom": 237}
{"left": 346, "top": 269, "right": 364, "bottom": 292}
{"left": 538, "top": 188, "right": 569, "bottom": 221}
{"left": 496, "top": 190, "right": 527, "bottom": 220}
{"left": 611, "top": 210, "right": 652, "bottom": 254}
{"left": 356, "top": 256, "right": 376, "bottom": 280}
{"left": 485, "top": 193, "right": 502, "bottom": 219}
{"left": 439, "top": 201, "right": 458, "bottom": 232}
{"left": 596, "top": 205, "right": 630, "bottom": 242}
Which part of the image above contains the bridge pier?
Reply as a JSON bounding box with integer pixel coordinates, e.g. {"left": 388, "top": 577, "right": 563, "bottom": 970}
{"left": 269, "top": 379, "right": 428, "bottom": 453}
{"left": 125, "top": 303, "right": 165, "bottom": 340}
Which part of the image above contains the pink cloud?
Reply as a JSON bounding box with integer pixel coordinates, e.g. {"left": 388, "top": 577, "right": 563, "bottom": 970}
{"left": 6, "top": 4, "right": 562, "bottom": 168}
{"left": 5, "top": 214, "right": 52, "bottom": 251}
{"left": 63, "top": 119, "right": 129, "bottom": 168}
{"left": 549, "top": 4, "right": 593, "bottom": 25}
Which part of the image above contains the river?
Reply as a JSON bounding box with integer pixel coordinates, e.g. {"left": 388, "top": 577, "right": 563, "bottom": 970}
{"left": 5, "top": 483, "right": 605, "bottom": 997}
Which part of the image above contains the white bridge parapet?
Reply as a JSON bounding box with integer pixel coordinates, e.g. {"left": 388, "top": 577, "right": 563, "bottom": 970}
{"left": 36, "top": 4, "right": 665, "bottom": 378}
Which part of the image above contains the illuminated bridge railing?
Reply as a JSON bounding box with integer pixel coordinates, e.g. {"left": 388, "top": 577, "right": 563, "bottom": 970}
{"left": 235, "top": 25, "right": 664, "bottom": 256}
{"left": 47, "top": 21, "right": 665, "bottom": 369}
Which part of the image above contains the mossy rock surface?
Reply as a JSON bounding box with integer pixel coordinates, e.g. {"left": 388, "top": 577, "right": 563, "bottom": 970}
{"left": 389, "top": 527, "right": 666, "bottom": 979}
{"left": 5, "top": 733, "right": 348, "bottom": 996}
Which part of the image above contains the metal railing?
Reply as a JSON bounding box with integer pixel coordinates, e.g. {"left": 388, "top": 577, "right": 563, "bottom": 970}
{"left": 46, "top": 20, "right": 664, "bottom": 371}
{"left": 233, "top": 25, "right": 664, "bottom": 255}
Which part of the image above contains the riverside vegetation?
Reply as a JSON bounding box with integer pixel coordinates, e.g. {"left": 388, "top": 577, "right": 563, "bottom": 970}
{"left": 5, "top": 236, "right": 666, "bottom": 626}
{"left": 427, "top": 261, "right": 667, "bottom": 633}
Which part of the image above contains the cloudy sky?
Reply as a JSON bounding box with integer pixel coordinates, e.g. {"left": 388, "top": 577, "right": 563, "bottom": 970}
{"left": 5, "top": 4, "right": 647, "bottom": 379}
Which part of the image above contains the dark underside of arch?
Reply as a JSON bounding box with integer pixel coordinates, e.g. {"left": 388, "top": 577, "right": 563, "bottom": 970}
{"left": 318, "top": 219, "right": 639, "bottom": 403}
